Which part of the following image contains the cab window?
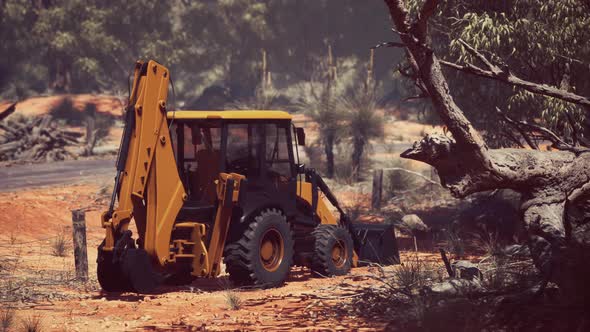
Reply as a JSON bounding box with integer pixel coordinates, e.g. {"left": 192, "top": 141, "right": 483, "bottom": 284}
{"left": 265, "top": 123, "right": 292, "bottom": 178}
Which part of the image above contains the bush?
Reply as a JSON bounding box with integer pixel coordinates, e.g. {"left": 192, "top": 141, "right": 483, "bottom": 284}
{"left": 20, "top": 315, "right": 42, "bottom": 332}
{"left": 444, "top": 228, "right": 465, "bottom": 259}
{"left": 224, "top": 290, "right": 242, "bottom": 310}
{"left": 383, "top": 158, "right": 421, "bottom": 201}
{"left": 1, "top": 308, "right": 14, "bottom": 332}
{"left": 344, "top": 191, "right": 366, "bottom": 223}
{"left": 50, "top": 229, "right": 70, "bottom": 257}
{"left": 393, "top": 256, "right": 437, "bottom": 296}
{"left": 49, "top": 98, "right": 81, "bottom": 124}
{"left": 333, "top": 143, "right": 372, "bottom": 184}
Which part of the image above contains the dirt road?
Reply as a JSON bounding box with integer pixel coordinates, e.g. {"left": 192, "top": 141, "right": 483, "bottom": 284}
{"left": 0, "top": 159, "right": 115, "bottom": 192}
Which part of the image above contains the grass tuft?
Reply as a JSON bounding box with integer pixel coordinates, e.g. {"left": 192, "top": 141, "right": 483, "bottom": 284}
{"left": 1, "top": 308, "right": 14, "bottom": 332}
{"left": 224, "top": 290, "right": 242, "bottom": 310}
{"left": 20, "top": 315, "right": 42, "bottom": 332}
{"left": 50, "top": 229, "right": 70, "bottom": 257}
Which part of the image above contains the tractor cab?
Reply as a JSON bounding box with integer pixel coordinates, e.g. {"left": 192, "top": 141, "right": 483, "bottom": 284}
{"left": 168, "top": 111, "right": 304, "bottom": 223}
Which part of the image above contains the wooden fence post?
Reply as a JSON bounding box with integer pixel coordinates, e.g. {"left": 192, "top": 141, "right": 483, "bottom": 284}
{"left": 72, "top": 209, "right": 88, "bottom": 281}
{"left": 371, "top": 169, "right": 383, "bottom": 210}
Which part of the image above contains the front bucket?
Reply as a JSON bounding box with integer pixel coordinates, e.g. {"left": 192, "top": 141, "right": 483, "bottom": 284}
{"left": 120, "top": 248, "right": 164, "bottom": 293}
{"left": 350, "top": 223, "right": 400, "bottom": 266}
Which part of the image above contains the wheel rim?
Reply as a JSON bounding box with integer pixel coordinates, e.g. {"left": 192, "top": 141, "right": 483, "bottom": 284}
{"left": 331, "top": 240, "right": 348, "bottom": 268}
{"left": 259, "top": 228, "right": 284, "bottom": 272}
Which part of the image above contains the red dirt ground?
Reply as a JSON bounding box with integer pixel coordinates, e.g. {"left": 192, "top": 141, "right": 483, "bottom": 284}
{"left": 1, "top": 94, "right": 124, "bottom": 118}
{"left": 0, "top": 183, "right": 432, "bottom": 331}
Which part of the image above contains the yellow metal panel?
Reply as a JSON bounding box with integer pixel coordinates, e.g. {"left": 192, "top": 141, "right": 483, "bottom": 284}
{"left": 206, "top": 173, "right": 246, "bottom": 277}
{"left": 297, "top": 180, "right": 358, "bottom": 266}
{"left": 296, "top": 181, "right": 337, "bottom": 225}
{"left": 102, "top": 60, "right": 188, "bottom": 266}
{"left": 166, "top": 110, "right": 292, "bottom": 120}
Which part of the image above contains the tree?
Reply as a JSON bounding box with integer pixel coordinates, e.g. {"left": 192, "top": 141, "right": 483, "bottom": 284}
{"left": 381, "top": 0, "right": 590, "bottom": 301}
{"left": 296, "top": 45, "right": 350, "bottom": 179}
{"left": 340, "top": 85, "right": 383, "bottom": 181}
{"left": 1, "top": 0, "right": 404, "bottom": 105}
{"left": 403, "top": 0, "right": 590, "bottom": 146}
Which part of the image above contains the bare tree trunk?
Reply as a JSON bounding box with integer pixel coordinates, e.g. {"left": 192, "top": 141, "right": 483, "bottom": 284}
{"left": 382, "top": 0, "right": 590, "bottom": 302}
{"left": 352, "top": 137, "right": 364, "bottom": 181}
{"left": 324, "top": 133, "right": 335, "bottom": 178}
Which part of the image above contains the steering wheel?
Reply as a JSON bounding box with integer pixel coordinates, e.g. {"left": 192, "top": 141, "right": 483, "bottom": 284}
{"left": 267, "top": 169, "right": 290, "bottom": 183}
{"left": 227, "top": 156, "right": 250, "bottom": 174}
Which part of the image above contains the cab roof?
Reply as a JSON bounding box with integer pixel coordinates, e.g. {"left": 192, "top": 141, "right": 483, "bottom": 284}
{"left": 166, "top": 110, "right": 292, "bottom": 120}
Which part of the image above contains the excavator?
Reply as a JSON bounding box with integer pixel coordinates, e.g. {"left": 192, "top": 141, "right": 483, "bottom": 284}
{"left": 97, "top": 60, "right": 399, "bottom": 293}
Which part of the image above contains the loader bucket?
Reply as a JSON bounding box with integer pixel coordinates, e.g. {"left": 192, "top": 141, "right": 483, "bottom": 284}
{"left": 350, "top": 223, "right": 400, "bottom": 266}
{"left": 120, "top": 248, "right": 164, "bottom": 293}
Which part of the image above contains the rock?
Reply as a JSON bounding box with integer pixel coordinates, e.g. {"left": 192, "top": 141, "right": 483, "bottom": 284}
{"left": 451, "top": 260, "right": 481, "bottom": 280}
{"left": 401, "top": 214, "right": 429, "bottom": 233}
{"left": 426, "top": 279, "right": 483, "bottom": 296}
{"left": 501, "top": 244, "right": 530, "bottom": 257}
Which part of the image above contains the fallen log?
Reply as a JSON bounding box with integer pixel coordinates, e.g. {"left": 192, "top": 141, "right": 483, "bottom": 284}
{"left": 0, "top": 115, "right": 82, "bottom": 162}
{"left": 0, "top": 103, "right": 17, "bottom": 122}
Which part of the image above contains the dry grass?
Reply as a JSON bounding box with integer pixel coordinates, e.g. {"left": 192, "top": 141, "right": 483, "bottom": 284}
{"left": 8, "top": 232, "right": 17, "bottom": 246}
{"left": 50, "top": 229, "right": 70, "bottom": 257}
{"left": 20, "top": 315, "right": 42, "bottom": 332}
{"left": 344, "top": 191, "right": 366, "bottom": 223}
{"left": 393, "top": 256, "right": 438, "bottom": 296}
{"left": 444, "top": 229, "right": 465, "bottom": 259}
{"left": 0, "top": 307, "right": 14, "bottom": 332}
{"left": 224, "top": 290, "right": 242, "bottom": 310}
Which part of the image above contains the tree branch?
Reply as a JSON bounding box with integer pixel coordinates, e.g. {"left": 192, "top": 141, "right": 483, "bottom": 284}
{"left": 496, "top": 107, "right": 590, "bottom": 154}
{"left": 384, "top": 0, "right": 491, "bottom": 167}
{"left": 413, "top": 0, "right": 439, "bottom": 41}
{"left": 496, "top": 107, "right": 539, "bottom": 150}
{"left": 439, "top": 43, "right": 590, "bottom": 110}
{"left": 372, "top": 41, "right": 406, "bottom": 49}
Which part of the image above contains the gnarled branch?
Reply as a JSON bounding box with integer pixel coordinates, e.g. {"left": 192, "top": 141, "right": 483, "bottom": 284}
{"left": 439, "top": 41, "right": 590, "bottom": 110}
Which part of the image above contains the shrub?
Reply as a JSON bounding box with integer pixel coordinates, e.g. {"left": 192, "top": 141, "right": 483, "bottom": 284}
{"left": 50, "top": 229, "right": 70, "bottom": 257}
{"left": 20, "top": 315, "right": 42, "bottom": 332}
{"left": 383, "top": 158, "right": 420, "bottom": 199}
{"left": 444, "top": 228, "right": 465, "bottom": 259}
{"left": 1, "top": 308, "right": 14, "bottom": 332}
{"left": 393, "top": 256, "right": 436, "bottom": 296}
{"left": 224, "top": 290, "right": 242, "bottom": 310}
{"left": 344, "top": 191, "right": 366, "bottom": 223}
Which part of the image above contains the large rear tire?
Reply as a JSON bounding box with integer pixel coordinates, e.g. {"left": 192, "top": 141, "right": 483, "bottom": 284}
{"left": 311, "top": 225, "right": 353, "bottom": 277}
{"left": 224, "top": 208, "right": 294, "bottom": 287}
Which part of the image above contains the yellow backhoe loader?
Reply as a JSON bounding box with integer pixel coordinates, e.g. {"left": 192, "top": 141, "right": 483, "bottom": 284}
{"left": 98, "top": 60, "right": 399, "bottom": 293}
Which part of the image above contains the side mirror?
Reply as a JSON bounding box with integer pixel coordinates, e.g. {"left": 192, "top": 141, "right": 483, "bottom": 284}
{"left": 295, "top": 127, "right": 306, "bottom": 146}
{"left": 296, "top": 163, "right": 305, "bottom": 174}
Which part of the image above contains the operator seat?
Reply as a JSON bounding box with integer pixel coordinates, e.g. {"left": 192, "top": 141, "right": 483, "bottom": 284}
{"left": 194, "top": 148, "right": 220, "bottom": 204}
{"left": 177, "top": 149, "right": 220, "bottom": 222}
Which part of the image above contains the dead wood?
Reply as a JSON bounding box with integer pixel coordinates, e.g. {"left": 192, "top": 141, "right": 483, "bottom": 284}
{"left": 0, "top": 115, "right": 82, "bottom": 162}
{"left": 382, "top": 0, "right": 590, "bottom": 302}
{"left": 0, "top": 103, "right": 17, "bottom": 122}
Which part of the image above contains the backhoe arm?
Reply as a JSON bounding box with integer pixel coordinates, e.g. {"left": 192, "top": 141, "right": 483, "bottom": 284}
{"left": 101, "top": 60, "right": 186, "bottom": 266}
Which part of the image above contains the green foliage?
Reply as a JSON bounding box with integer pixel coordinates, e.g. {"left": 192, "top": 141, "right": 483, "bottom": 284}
{"left": 339, "top": 84, "right": 384, "bottom": 180}
{"left": 1, "top": 1, "right": 403, "bottom": 105}
{"left": 404, "top": 0, "right": 590, "bottom": 144}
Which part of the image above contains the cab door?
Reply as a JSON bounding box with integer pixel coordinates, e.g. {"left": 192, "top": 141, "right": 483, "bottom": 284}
{"left": 263, "top": 121, "right": 297, "bottom": 213}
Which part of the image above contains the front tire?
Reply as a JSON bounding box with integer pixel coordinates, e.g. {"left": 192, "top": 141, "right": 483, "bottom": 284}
{"left": 224, "top": 208, "right": 294, "bottom": 287}
{"left": 311, "top": 225, "right": 353, "bottom": 276}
